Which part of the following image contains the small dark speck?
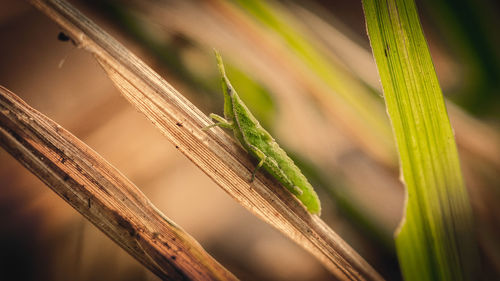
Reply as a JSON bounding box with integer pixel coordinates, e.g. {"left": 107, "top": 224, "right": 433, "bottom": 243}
{"left": 171, "top": 255, "right": 176, "bottom": 260}
{"left": 58, "top": 32, "right": 70, "bottom": 42}
{"left": 384, "top": 49, "right": 388, "bottom": 57}
{"left": 63, "top": 175, "right": 70, "bottom": 182}
{"left": 88, "top": 198, "right": 91, "bottom": 208}
{"left": 61, "top": 157, "right": 66, "bottom": 164}
{"left": 176, "top": 122, "right": 183, "bottom": 127}
{"left": 175, "top": 145, "right": 179, "bottom": 149}
{"left": 115, "top": 214, "right": 137, "bottom": 237}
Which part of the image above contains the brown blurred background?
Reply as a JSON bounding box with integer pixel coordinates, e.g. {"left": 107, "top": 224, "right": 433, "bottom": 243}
{"left": 1, "top": 0, "right": 499, "bottom": 280}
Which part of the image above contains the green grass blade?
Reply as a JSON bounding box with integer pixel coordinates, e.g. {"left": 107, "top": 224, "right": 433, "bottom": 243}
{"left": 362, "top": 0, "right": 479, "bottom": 280}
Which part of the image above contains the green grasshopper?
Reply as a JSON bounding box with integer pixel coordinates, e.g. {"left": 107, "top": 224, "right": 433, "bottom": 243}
{"left": 204, "top": 51, "right": 321, "bottom": 214}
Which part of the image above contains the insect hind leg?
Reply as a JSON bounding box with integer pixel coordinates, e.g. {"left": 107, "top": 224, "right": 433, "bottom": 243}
{"left": 246, "top": 145, "right": 302, "bottom": 196}
{"left": 266, "top": 157, "right": 303, "bottom": 196}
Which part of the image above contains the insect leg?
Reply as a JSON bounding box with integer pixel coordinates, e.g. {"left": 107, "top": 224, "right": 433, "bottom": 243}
{"left": 265, "top": 157, "right": 303, "bottom": 196}
{"left": 242, "top": 142, "right": 268, "bottom": 182}
{"left": 243, "top": 143, "right": 302, "bottom": 197}
{"left": 202, "top": 113, "right": 233, "bottom": 130}
{"left": 251, "top": 156, "right": 266, "bottom": 182}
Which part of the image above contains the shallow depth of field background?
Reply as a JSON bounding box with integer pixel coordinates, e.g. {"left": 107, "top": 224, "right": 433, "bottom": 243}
{"left": 0, "top": 0, "right": 499, "bottom": 280}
